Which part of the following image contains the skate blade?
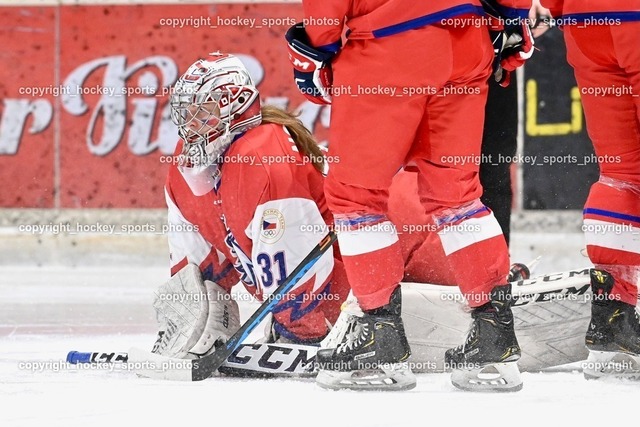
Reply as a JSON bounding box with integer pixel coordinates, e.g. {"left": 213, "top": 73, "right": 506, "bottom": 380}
{"left": 316, "top": 363, "right": 416, "bottom": 391}
{"left": 451, "top": 362, "right": 523, "bottom": 392}
{"left": 583, "top": 351, "right": 640, "bottom": 380}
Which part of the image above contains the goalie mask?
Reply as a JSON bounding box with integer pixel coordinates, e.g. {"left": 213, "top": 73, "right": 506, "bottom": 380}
{"left": 170, "top": 53, "right": 262, "bottom": 169}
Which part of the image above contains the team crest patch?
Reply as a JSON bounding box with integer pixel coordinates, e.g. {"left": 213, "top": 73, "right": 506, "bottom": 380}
{"left": 260, "top": 208, "right": 285, "bottom": 243}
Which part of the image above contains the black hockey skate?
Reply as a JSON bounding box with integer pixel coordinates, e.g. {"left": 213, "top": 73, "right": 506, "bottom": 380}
{"left": 315, "top": 286, "right": 416, "bottom": 391}
{"left": 583, "top": 269, "right": 640, "bottom": 380}
{"left": 445, "top": 283, "right": 522, "bottom": 392}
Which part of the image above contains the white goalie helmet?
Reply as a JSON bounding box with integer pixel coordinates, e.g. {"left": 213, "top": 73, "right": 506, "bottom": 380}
{"left": 170, "top": 52, "right": 262, "bottom": 168}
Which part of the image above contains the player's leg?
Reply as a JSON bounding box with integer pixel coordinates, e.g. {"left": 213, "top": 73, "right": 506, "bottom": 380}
{"left": 408, "top": 23, "right": 521, "bottom": 391}
{"left": 316, "top": 25, "right": 458, "bottom": 390}
{"left": 564, "top": 23, "right": 640, "bottom": 377}
{"left": 412, "top": 25, "right": 510, "bottom": 308}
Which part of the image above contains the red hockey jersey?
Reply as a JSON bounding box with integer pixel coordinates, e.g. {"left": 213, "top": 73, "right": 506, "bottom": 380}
{"left": 302, "top": 0, "right": 532, "bottom": 47}
{"left": 165, "top": 123, "right": 350, "bottom": 341}
{"left": 541, "top": 0, "right": 640, "bottom": 21}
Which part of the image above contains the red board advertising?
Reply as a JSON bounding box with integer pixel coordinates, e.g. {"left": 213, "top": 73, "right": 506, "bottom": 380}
{"left": 0, "top": 2, "right": 329, "bottom": 208}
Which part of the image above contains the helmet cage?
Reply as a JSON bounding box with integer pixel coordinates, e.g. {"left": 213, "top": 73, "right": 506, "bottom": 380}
{"left": 170, "top": 54, "right": 262, "bottom": 168}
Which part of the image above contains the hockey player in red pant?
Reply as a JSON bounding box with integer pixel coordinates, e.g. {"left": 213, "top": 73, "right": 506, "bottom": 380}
{"left": 540, "top": 0, "right": 640, "bottom": 379}
{"left": 287, "top": 0, "right": 534, "bottom": 391}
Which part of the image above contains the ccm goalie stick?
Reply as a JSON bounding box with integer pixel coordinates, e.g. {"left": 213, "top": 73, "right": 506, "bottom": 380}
{"left": 128, "top": 231, "right": 337, "bottom": 381}
{"left": 66, "top": 342, "right": 318, "bottom": 377}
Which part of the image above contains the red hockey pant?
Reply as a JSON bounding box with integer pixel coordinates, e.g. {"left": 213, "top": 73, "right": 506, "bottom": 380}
{"left": 565, "top": 23, "right": 640, "bottom": 304}
{"left": 325, "top": 22, "right": 510, "bottom": 309}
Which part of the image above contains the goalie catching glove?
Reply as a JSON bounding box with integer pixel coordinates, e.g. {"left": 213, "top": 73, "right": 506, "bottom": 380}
{"left": 285, "top": 23, "right": 337, "bottom": 105}
{"left": 152, "top": 263, "right": 240, "bottom": 359}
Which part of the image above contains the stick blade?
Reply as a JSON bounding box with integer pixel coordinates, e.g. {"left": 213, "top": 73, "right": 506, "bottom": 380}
{"left": 191, "top": 349, "right": 228, "bottom": 381}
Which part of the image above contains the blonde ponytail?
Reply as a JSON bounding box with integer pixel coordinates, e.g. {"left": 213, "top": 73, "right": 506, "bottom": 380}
{"left": 260, "top": 105, "right": 325, "bottom": 173}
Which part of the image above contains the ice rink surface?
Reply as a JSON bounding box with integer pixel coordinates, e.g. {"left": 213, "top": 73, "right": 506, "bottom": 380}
{"left": 2, "top": 232, "right": 636, "bottom": 427}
